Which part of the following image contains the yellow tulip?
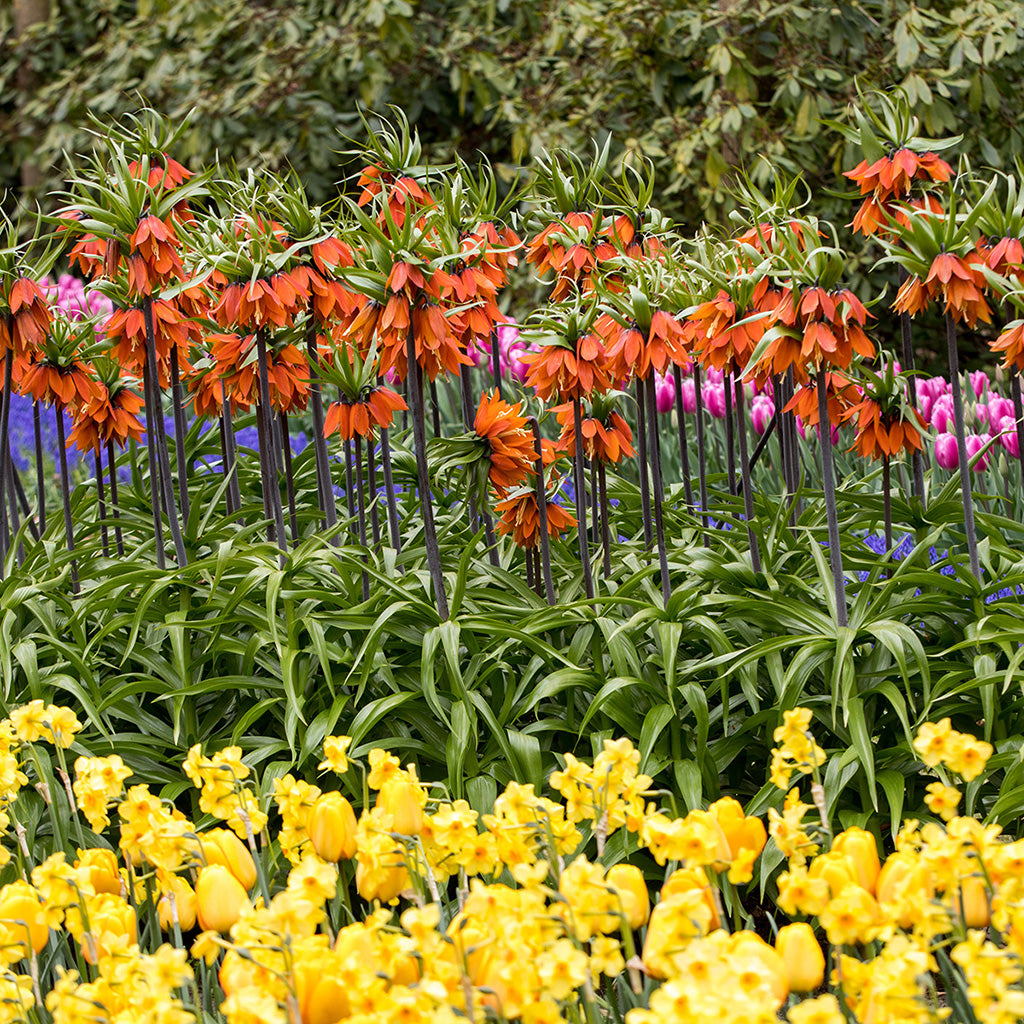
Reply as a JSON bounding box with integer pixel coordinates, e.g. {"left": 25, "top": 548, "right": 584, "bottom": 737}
{"left": 808, "top": 851, "right": 861, "bottom": 897}
{"left": 158, "top": 877, "right": 197, "bottom": 933}
{"left": 75, "top": 848, "right": 122, "bottom": 896}
{"left": 606, "top": 863, "right": 650, "bottom": 929}
{"left": 199, "top": 829, "right": 257, "bottom": 891}
{"left": 956, "top": 875, "right": 990, "bottom": 929}
{"left": 708, "top": 797, "right": 768, "bottom": 860}
{"left": 308, "top": 792, "right": 358, "bottom": 862}
{"left": 775, "top": 922, "right": 825, "bottom": 992}
{"left": 374, "top": 778, "right": 424, "bottom": 836}
{"left": 660, "top": 867, "right": 720, "bottom": 930}
{"left": 196, "top": 865, "right": 250, "bottom": 933}
{"left": 831, "top": 828, "right": 880, "bottom": 894}
{"left": 0, "top": 882, "right": 48, "bottom": 958}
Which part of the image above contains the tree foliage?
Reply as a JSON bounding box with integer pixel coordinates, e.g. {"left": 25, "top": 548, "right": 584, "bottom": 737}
{"left": 4, "top": 0, "right": 1024, "bottom": 231}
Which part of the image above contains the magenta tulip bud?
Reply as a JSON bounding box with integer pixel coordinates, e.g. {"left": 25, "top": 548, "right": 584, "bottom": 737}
{"left": 965, "top": 433, "right": 991, "bottom": 472}
{"left": 935, "top": 433, "right": 959, "bottom": 470}
{"left": 751, "top": 395, "right": 775, "bottom": 436}
{"left": 706, "top": 383, "right": 727, "bottom": 419}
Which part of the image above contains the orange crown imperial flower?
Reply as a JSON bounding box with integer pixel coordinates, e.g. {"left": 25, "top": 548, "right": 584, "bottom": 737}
{"left": 784, "top": 372, "right": 862, "bottom": 430}
{"left": 473, "top": 390, "right": 536, "bottom": 495}
{"left": 127, "top": 216, "right": 184, "bottom": 297}
{"left": 67, "top": 383, "right": 145, "bottom": 453}
{"left": 2, "top": 278, "right": 51, "bottom": 357}
{"left": 323, "top": 387, "right": 407, "bottom": 441}
{"left": 770, "top": 286, "right": 875, "bottom": 372}
{"left": 554, "top": 403, "right": 634, "bottom": 465}
{"left": 18, "top": 353, "right": 105, "bottom": 410}
{"left": 523, "top": 333, "right": 613, "bottom": 402}
{"left": 495, "top": 488, "right": 577, "bottom": 550}
{"left": 850, "top": 396, "right": 926, "bottom": 461}
{"left": 895, "top": 252, "right": 991, "bottom": 327}
{"left": 602, "top": 310, "right": 688, "bottom": 381}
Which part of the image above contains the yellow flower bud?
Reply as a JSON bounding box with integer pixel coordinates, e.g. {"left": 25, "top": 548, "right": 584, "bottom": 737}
{"left": 807, "top": 851, "right": 860, "bottom": 897}
{"left": 199, "top": 829, "right": 257, "bottom": 891}
{"left": 708, "top": 797, "right": 768, "bottom": 860}
{"left": 877, "top": 852, "right": 932, "bottom": 929}
{"left": 80, "top": 893, "right": 137, "bottom": 964}
{"left": 660, "top": 867, "right": 720, "bottom": 930}
{"left": 775, "top": 922, "right": 825, "bottom": 992}
{"left": 308, "top": 792, "right": 358, "bottom": 862}
{"left": 158, "top": 877, "right": 197, "bottom": 933}
{"left": 606, "top": 863, "right": 650, "bottom": 929}
{"left": 956, "top": 875, "right": 990, "bottom": 929}
{"left": 0, "top": 882, "right": 48, "bottom": 958}
{"left": 374, "top": 778, "right": 424, "bottom": 836}
{"left": 355, "top": 859, "right": 409, "bottom": 903}
{"left": 75, "top": 848, "right": 122, "bottom": 896}
{"left": 195, "top": 865, "right": 250, "bottom": 933}
{"left": 294, "top": 962, "right": 352, "bottom": 1024}
{"left": 830, "top": 828, "right": 880, "bottom": 894}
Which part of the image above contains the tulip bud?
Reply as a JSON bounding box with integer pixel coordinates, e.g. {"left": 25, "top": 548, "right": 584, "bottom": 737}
{"left": 661, "top": 867, "right": 720, "bottom": 929}
{"left": 355, "top": 860, "right": 409, "bottom": 904}
{"left": 75, "top": 848, "right": 122, "bottom": 896}
{"left": 707, "top": 797, "right": 767, "bottom": 860}
{"left": 308, "top": 792, "right": 358, "bottom": 862}
{"left": 81, "top": 893, "right": 137, "bottom": 964}
{"left": 831, "top": 828, "right": 880, "bottom": 894}
{"left": 158, "top": 877, "right": 197, "bottom": 933}
{"left": 199, "top": 829, "right": 257, "bottom": 891}
{"left": 957, "top": 875, "right": 990, "bottom": 929}
{"left": 877, "top": 852, "right": 931, "bottom": 930}
{"left": 0, "top": 882, "right": 48, "bottom": 958}
{"left": 375, "top": 778, "right": 424, "bottom": 836}
{"left": 606, "top": 863, "right": 650, "bottom": 929}
{"left": 196, "top": 865, "right": 250, "bottom": 933}
{"left": 807, "top": 851, "right": 860, "bottom": 897}
{"left": 775, "top": 923, "right": 825, "bottom": 992}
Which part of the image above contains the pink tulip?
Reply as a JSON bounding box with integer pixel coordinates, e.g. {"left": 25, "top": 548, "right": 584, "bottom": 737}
{"left": 930, "top": 395, "right": 954, "bottom": 434}
{"left": 965, "top": 433, "right": 992, "bottom": 472}
{"left": 1001, "top": 429, "right": 1020, "bottom": 459}
{"left": 969, "top": 370, "right": 990, "bottom": 399}
{"left": 935, "top": 433, "right": 959, "bottom": 470}
{"left": 750, "top": 395, "right": 775, "bottom": 435}
{"left": 988, "top": 396, "right": 1015, "bottom": 435}
{"left": 918, "top": 390, "right": 935, "bottom": 423}
{"left": 705, "top": 383, "right": 727, "bottom": 419}
{"left": 974, "top": 402, "right": 990, "bottom": 429}
{"left": 680, "top": 377, "right": 696, "bottom": 414}
{"left": 655, "top": 373, "right": 675, "bottom": 414}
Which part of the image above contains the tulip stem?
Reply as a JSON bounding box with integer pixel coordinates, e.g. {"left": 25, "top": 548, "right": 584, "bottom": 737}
{"left": 672, "top": 363, "right": 694, "bottom": 509}
{"left": 945, "top": 313, "right": 981, "bottom": 581}
{"left": 815, "top": 365, "right": 847, "bottom": 627}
